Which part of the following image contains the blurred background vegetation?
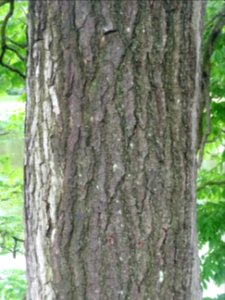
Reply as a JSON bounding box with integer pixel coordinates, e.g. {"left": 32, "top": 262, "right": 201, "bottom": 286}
{"left": 0, "top": 1, "right": 26, "bottom": 299}
{"left": 0, "top": 0, "right": 225, "bottom": 299}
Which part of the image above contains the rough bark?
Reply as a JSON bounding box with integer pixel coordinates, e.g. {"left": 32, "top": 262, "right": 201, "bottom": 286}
{"left": 25, "top": 1, "right": 205, "bottom": 299}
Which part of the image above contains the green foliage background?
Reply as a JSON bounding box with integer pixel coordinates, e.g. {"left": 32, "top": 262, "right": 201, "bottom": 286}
{"left": 197, "top": 1, "right": 225, "bottom": 297}
{"left": 0, "top": 1, "right": 27, "bottom": 298}
{"left": 0, "top": 0, "right": 225, "bottom": 299}
{"left": 0, "top": 269, "right": 26, "bottom": 300}
{"left": 0, "top": 0, "right": 26, "bottom": 92}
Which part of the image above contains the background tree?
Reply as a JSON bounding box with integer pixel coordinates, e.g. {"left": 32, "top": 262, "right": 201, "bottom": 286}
{"left": 25, "top": 1, "right": 205, "bottom": 299}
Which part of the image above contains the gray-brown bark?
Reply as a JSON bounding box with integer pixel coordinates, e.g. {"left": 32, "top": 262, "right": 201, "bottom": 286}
{"left": 25, "top": 1, "right": 205, "bottom": 299}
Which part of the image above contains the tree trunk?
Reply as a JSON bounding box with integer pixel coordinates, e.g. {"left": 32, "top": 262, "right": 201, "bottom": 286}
{"left": 25, "top": 1, "right": 205, "bottom": 299}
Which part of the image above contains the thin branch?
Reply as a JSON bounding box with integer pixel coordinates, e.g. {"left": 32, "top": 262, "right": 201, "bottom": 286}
{"left": 5, "top": 44, "right": 26, "bottom": 62}
{"left": 197, "top": 180, "right": 225, "bottom": 192}
{"left": 12, "top": 236, "right": 24, "bottom": 258}
{"left": 0, "top": 60, "right": 25, "bottom": 78}
{"left": 197, "top": 83, "right": 211, "bottom": 168}
{"left": 12, "top": 236, "right": 24, "bottom": 243}
{"left": 6, "top": 37, "right": 27, "bottom": 49}
{"left": 0, "top": 131, "right": 10, "bottom": 136}
{"left": 0, "top": 0, "right": 14, "bottom": 61}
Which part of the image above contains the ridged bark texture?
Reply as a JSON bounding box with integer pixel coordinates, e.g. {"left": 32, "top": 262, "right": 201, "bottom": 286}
{"left": 25, "top": 1, "right": 205, "bottom": 299}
